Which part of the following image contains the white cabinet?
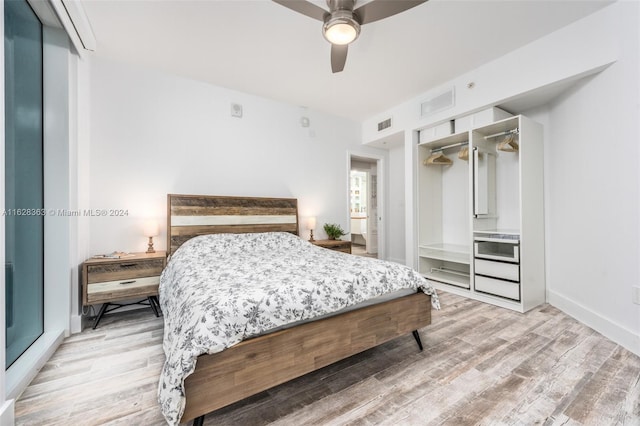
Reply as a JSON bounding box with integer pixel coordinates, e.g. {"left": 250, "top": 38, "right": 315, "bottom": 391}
{"left": 417, "top": 115, "right": 545, "bottom": 313}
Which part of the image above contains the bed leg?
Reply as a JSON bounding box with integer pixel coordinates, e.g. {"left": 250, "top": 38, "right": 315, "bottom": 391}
{"left": 192, "top": 416, "right": 205, "bottom": 426}
{"left": 412, "top": 330, "right": 423, "bottom": 351}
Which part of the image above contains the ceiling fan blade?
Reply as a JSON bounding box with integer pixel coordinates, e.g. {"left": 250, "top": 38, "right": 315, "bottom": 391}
{"left": 331, "top": 44, "right": 348, "bottom": 73}
{"left": 272, "top": 0, "right": 327, "bottom": 21}
{"left": 355, "top": 0, "right": 428, "bottom": 25}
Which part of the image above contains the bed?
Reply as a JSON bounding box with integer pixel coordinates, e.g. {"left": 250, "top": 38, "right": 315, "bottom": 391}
{"left": 159, "top": 194, "right": 439, "bottom": 425}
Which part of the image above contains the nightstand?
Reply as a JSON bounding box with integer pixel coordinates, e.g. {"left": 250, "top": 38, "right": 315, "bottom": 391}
{"left": 311, "top": 239, "right": 352, "bottom": 254}
{"left": 81, "top": 251, "right": 166, "bottom": 329}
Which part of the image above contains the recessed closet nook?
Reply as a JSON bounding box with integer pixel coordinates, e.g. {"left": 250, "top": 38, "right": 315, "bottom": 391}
{"left": 417, "top": 110, "right": 544, "bottom": 313}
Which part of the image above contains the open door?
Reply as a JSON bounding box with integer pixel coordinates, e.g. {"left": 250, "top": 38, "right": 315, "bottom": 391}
{"left": 350, "top": 156, "right": 379, "bottom": 258}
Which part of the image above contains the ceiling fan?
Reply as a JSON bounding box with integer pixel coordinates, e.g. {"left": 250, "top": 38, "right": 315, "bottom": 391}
{"left": 273, "top": 0, "right": 428, "bottom": 73}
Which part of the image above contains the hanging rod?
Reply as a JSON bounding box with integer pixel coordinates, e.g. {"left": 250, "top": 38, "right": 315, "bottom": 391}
{"left": 430, "top": 141, "right": 468, "bottom": 153}
{"left": 484, "top": 127, "right": 520, "bottom": 140}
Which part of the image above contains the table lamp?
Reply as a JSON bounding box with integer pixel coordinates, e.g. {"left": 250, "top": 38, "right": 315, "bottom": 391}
{"left": 143, "top": 220, "right": 159, "bottom": 253}
{"left": 307, "top": 217, "right": 316, "bottom": 242}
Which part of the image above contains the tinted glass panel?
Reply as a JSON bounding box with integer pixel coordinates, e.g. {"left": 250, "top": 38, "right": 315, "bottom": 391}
{"left": 5, "top": 0, "right": 44, "bottom": 368}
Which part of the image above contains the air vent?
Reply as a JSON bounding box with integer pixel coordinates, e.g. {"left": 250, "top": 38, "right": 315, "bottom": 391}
{"left": 377, "top": 117, "right": 392, "bottom": 132}
{"left": 421, "top": 87, "right": 455, "bottom": 117}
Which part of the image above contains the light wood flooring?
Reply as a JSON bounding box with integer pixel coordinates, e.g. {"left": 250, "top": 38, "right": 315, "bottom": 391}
{"left": 351, "top": 244, "right": 377, "bottom": 259}
{"left": 15, "top": 292, "right": 640, "bottom": 425}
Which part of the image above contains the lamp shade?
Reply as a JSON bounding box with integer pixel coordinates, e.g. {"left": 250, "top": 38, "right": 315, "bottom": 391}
{"left": 143, "top": 220, "right": 159, "bottom": 237}
{"left": 307, "top": 216, "right": 317, "bottom": 230}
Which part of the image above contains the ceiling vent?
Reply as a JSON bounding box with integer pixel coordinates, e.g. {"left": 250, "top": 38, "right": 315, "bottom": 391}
{"left": 421, "top": 87, "right": 455, "bottom": 117}
{"left": 377, "top": 117, "right": 392, "bottom": 132}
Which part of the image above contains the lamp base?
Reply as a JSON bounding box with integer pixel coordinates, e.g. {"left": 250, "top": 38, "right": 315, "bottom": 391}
{"left": 309, "top": 229, "right": 315, "bottom": 242}
{"left": 146, "top": 236, "right": 156, "bottom": 254}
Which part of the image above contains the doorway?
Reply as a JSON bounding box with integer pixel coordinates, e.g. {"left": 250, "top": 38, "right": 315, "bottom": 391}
{"left": 349, "top": 155, "right": 381, "bottom": 258}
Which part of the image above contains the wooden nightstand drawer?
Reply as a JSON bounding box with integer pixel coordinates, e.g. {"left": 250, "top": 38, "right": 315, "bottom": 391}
{"left": 87, "top": 276, "right": 160, "bottom": 305}
{"left": 87, "top": 258, "right": 165, "bottom": 284}
{"left": 82, "top": 251, "right": 166, "bottom": 306}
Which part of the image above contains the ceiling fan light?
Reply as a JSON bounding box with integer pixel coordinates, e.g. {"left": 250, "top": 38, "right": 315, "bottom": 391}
{"left": 323, "top": 13, "right": 360, "bottom": 45}
{"left": 325, "top": 22, "right": 357, "bottom": 44}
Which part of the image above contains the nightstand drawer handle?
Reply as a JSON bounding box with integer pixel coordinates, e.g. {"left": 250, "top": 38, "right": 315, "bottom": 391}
{"left": 119, "top": 263, "right": 136, "bottom": 268}
{"left": 119, "top": 280, "right": 136, "bottom": 285}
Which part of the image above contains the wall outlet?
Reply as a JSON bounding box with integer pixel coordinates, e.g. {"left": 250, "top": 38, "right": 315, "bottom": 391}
{"left": 633, "top": 286, "right": 640, "bottom": 305}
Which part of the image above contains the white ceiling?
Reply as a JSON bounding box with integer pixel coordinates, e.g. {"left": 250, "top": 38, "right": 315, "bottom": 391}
{"left": 81, "top": 0, "right": 613, "bottom": 122}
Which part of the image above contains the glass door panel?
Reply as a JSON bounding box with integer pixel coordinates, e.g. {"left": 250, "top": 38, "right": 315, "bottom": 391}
{"left": 5, "top": 0, "right": 44, "bottom": 368}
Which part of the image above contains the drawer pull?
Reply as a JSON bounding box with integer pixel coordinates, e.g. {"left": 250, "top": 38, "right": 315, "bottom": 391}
{"left": 119, "top": 263, "right": 136, "bottom": 268}
{"left": 119, "top": 280, "right": 136, "bottom": 285}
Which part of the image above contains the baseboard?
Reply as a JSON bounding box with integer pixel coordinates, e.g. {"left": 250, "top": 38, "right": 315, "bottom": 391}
{"left": 0, "top": 400, "right": 14, "bottom": 426}
{"left": 548, "top": 289, "right": 640, "bottom": 357}
{"left": 71, "top": 313, "right": 83, "bottom": 334}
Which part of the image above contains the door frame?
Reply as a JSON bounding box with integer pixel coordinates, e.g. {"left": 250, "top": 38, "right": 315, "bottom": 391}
{"left": 346, "top": 151, "right": 385, "bottom": 260}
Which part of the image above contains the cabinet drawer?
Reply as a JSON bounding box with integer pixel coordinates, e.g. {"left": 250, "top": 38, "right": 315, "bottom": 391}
{"left": 475, "top": 259, "right": 519, "bottom": 282}
{"left": 87, "top": 275, "right": 160, "bottom": 304}
{"left": 474, "top": 241, "right": 519, "bottom": 263}
{"left": 87, "top": 258, "right": 164, "bottom": 283}
{"left": 475, "top": 275, "right": 520, "bottom": 301}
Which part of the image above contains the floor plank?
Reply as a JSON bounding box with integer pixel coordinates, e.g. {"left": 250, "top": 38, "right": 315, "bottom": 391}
{"left": 14, "top": 292, "right": 640, "bottom": 425}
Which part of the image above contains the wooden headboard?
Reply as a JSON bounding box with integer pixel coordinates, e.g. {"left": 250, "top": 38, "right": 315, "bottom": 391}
{"left": 167, "top": 194, "right": 299, "bottom": 257}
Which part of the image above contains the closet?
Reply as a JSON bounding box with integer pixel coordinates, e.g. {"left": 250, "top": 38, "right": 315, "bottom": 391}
{"left": 417, "top": 114, "right": 545, "bottom": 313}
{"left": 417, "top": 130, "right": 471, "bottom": 289}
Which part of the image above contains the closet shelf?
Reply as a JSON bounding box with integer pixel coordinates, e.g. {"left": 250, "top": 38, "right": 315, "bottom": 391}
{"left": 474, "top": 235, "right": 519, "bottom": 244}
{"left": 473, "top": 229, "right": 520, "bottom": 236}
{"left": 473, "top": 116, "right": 519, "bottom": 138}
{"left": 418, "top": 131, "right": 468, "bottom": 149}
{"left": 424, "top": 269, "right": 470, "bottom": 289}
{"left": 419, "top": 243, "right": 470, "bottom": 264}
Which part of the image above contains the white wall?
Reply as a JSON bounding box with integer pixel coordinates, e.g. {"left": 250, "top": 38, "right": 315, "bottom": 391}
{"left": 542, "top": 3, "right": 639, "bottom": 352}
{"left": 518, "top": 2, "right": 639, "bottom": 355}
{"left": 363, "top": 2, "right": 640, "bottom": 355}
{"left": 520, "top": 12, "right": 640, "bottom": 349}
{"left": 387, "top": 145, "right": 405, "bottom": 263}
{"left": 362, "top": 5, "right": 619, "bottom": 145}
{"left": 85, "top": 56, "right": 387, "bottom": 255}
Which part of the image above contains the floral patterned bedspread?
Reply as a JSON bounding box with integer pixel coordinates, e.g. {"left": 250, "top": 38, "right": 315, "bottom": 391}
{"left": 157, "top": 232, "right": 439, "bottom": 425}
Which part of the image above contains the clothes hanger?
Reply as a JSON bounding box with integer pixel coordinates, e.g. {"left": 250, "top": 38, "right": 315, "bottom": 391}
{"left": 424, "top": 151, "right": 453, "bottom": 166}
{"left": 497, "top": 133, "right": 519, "bottom": 152}
{"left": 458, "top": 146, "right": 469, "bottom": 161}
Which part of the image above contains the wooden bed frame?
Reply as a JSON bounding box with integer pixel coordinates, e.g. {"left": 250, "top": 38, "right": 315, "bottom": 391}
{"left": 166, "top": 194, "right": 432, "bottom": 425}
